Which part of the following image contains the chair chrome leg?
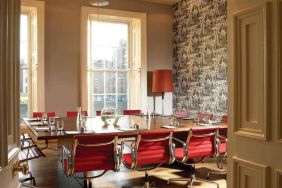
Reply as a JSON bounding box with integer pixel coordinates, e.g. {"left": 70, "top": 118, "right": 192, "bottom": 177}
{"left": 216, "top": 156, "right": 225, "bottom": 169}
{"left": 83, "top": 179, "right": 87, "bottom": 188}
{"left": 88, "top": 181, "right": 92, "bottom": 188}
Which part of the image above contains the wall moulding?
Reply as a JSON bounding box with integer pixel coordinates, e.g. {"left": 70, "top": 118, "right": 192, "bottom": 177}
{"left": 233, "top": 157, "right": 269, "bottom": 188}
{"left": 278, "top": 0, "right": 282, "bottom": 142}
{"left": 233, "top": 3, "right": 270, "bottom": 140}
{"left": 276, "top": 169, "right": 282, "bottom": 188}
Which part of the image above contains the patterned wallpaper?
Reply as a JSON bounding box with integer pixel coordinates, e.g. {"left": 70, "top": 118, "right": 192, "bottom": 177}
{"left": 172, "top": 0, "right": 227, "bottom": 118}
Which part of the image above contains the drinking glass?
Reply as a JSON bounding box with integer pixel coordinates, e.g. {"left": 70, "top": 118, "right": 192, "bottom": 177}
{"left": 56, "top": 120, "right": 64, "bottom": 131}
{"left": 49, "top": 117, "right": 56, "bottom": 131}
{"left": 42, "top": 113, "right": 48, "bottom": 125}
{"left": 101, "top": 107, "right": 118, "bottom": 125}
{"left": 49, "top": 117, "right": 55, "bottom": 126}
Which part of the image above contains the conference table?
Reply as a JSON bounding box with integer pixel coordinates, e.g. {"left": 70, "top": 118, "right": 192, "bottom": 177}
{"left": 23, "top": 115, "right": 228, "bottom": 141}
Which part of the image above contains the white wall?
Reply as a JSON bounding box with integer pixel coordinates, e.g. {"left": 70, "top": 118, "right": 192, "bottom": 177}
{"left": 42, "top": 0, "right": 173, "bottom": 116}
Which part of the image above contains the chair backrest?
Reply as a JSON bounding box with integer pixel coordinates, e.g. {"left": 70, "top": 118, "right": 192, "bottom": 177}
{"left": 71, "top": 133, "right": 119, "bottom": 173}
{"left": 123, "top": 110, "right": 141, "bottom": 115}
{"left": 96, "top": 111, "right": 115, "bottom": 116}
{"left": 66, "top": 111, "right": 88, "bottom": 117}
{"left": 134, "top": 130, "right": 174, "bottom": 168}
{"left": 186, "top": 127, "right": 218, "bottom": 159}
{"left": 196, "top": 112, "right": 213, "bottom": 122}
{"left": 174, "top": 110, "right": 190, "bottom": 118}
{"left": 32, "top": 112, "right": 55, "bottom": 118}
{"left": 221, "top": 115, "right": 228, "bottom": 123}
{"left": 96, "top": 111, "right": 101, "bottom": 116}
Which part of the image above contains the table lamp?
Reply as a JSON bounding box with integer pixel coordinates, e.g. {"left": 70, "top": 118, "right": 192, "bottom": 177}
{"left": 152, "top": 69, "right": 173, "bottom": 116}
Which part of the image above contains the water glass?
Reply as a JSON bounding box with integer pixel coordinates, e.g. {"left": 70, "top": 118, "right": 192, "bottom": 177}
{"left": 56, "top": 120, "right": 64, "bottom": 131}
{"left": 41, "top": 113, "right": 48, "bottom": 125}
{"left": 49, "top": 117, "right": 55, "bottom": 126}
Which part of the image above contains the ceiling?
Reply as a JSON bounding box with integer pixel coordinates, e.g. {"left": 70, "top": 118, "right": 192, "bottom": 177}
{"left": 139, "top": 0, "right": 180, "bottom": 6}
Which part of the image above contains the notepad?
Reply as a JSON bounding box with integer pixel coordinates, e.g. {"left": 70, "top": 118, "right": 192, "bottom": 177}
{"left": 29, "top": 122, "right": 44, "bottom": 126}
{"left": 35, "top": 127, "right": 50, "bottom": 132}
{"left": 64, "top": 131, "right": 95, "bottom": 135}
{"left": 64, "top": 131, "right": 80, "bottom": 134}
{"left": 161, "top": 125, "right": 176, "bottom": 129}
{"left": 180, "top": 117, "right": 194, "bottom": 120}
{"left": 26, "top": 118, "right": 40, "bottom": 122}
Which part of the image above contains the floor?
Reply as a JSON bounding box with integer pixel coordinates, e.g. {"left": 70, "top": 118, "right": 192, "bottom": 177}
{"left": 21, "top": 141, "right": 227, "bottom": 188}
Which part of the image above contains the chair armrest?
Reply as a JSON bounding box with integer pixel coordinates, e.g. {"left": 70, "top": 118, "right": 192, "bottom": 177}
{"left": 218, "top": 135, "right": 228, "bottom": 143}
{"left": 62, "top": 145, "right": 72, "bottom": 176}
{"left": 172, "top": 137, "right": 188, "bottom": 163}
{"left": 121, "top": 140, "right": 137, "bottom": 169}
{"left": 114, "top": 148, "right": 121, "bottom": 171}
{"left": 121, "top": 139, "right": 136, "bottom": 149}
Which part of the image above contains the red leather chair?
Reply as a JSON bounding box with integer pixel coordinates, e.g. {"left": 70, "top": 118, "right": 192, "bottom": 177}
{"left": 123, "top": 109, "right": 141, "bottom": 115}
{"left": 96, "top": 111, "right": 114, "bottom": 116}
{"left": 122, "top": 130, "right": 174, "bottom": 187}
{"left": 32, "top": 112, "right": 56, "bottom": 151}
{"left": 206, "top": 115, "right": 228, "bottom": 178}
{"left": 174, "top": 110, "right": 190, "bottom": 118}
{"left": 96, "top": 111, "right": 101, "bottom": 116}
{"left": 66, "top": 111, "right": 88, "bottom": 117}
{"left": 168, "top": 128, "right": 220, "bottom": 188}
{"left": 62, "top": 133, "right": 120, "bottom": 188}
{"left": 32, "top": 112, "right": 56, "bottom": 118}
{"left": 221, "top": 115, "right": 228, "bottom": 123}
{"left": 196, "top": 112, "right": 213, "bottom": 122}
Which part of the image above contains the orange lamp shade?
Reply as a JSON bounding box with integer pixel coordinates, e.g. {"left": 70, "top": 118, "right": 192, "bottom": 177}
{"left": 152, "top": 69, "right": 173, "bottom": 93}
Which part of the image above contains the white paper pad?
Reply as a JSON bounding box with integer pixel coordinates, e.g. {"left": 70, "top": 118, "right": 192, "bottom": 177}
{"left": 35, "top": 127, "right": 49, "bottom": 131}
{"left": 161, "top": 125, "right": 176, "bottom": 129}
{"left": 29, "top": 122, "right": 44, "bottom": 126}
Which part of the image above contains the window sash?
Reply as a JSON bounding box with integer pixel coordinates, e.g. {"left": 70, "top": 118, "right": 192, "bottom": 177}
{"left": 81, "top": 7, "right": 147, "bottom": 116}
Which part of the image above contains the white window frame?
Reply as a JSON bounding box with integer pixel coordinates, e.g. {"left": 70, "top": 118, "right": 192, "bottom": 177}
{"left": 21, "top": 0, "right": 45, "bottom": 118}
{"left": 81, "top": 7, "right": 147, "bottom": 115}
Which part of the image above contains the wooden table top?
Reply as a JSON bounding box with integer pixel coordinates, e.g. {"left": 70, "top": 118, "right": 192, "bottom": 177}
{"left": 23, "top": 116, "right": 228, "bottom": 140}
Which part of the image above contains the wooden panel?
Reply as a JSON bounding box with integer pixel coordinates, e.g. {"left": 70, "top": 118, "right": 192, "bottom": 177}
{"left": 0, "top": 0, "right": 20, "bottom": 167}
{"left": 233, "top": 3, "right": 269, "bottom": 140}
{"left": 233, "top": 157, "right": 269, "bottom": 188}
{"left": 277, "top": 170, "right": 282, "bottom": 188}
{"left": 278, "top": 0, "right": 282, "bottom": 141}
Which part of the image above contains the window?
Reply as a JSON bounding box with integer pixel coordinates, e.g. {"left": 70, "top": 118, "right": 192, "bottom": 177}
{"left": 20, "top": 1, "right": 45, "bottom": 120}
{"left": 89, "top": 21, "right": 129, "bottom": 113}
{"left": 81, "top": 7, "right": 147, "bottom": 115}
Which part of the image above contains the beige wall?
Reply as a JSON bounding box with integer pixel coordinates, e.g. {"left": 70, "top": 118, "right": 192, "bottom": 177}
{"left": 43, "top": 0, "right": 173, "bottom": 116}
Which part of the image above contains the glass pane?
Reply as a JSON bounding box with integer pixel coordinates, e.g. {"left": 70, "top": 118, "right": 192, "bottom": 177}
{"left": 116, "top": 48, "right": 128, "bottom": 70}
{"left": 105, "top": 95, "right": 116, "bottom": 108}
{"left": 117, "top": 95, "right": 127, "bottom": 113}
{"left": 94, "top": 95, "right": 104, "bottom": 111}
{"left": 92, "top": 72, "right": 104, "bottom": 94}
{"left": 89, "top": 20, "right": 129, "bottom": 69}
{"left": 105, "top": 72, "right": 116, "bottom": 93}
{"left": 20, "top": 69, "right": 29, "bottom": 119}
{"left": 117, "top": 72, "right": 128, "bottom": 94}
{"left": 20, "top": 14, "right": 29, "bottom": 119}
{"left": 20, "top": 14, "right": 28, "bottom": 67}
